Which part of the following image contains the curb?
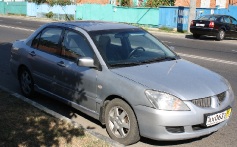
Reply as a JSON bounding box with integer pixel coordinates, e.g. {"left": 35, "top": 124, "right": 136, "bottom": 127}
{"left": 0, "top": 85, "right": 124, "bottom": 147}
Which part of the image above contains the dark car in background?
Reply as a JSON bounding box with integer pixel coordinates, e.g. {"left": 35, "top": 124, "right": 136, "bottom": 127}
{"left": 190, "top": 14, "right": 237, "bottom": 40}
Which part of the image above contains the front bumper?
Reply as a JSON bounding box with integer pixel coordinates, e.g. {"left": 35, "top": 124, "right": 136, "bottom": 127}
{"left": 134, "top": 93, "right": 234, "bottom": 141}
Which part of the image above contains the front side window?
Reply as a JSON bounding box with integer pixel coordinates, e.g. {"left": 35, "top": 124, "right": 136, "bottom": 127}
{"left": 90, "top": 29, "right": 177, "bottom": 68}
{"left": 32, "top": 27, "right": 63, "bottom": 55}
{"left": 62, "top": 30, "right": 94, "bottom": 61}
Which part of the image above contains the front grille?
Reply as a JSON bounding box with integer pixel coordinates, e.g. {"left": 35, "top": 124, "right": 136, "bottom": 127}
{"left": 191, "top": 92, "right": 226, "bottom": 108}
{"left": 191, "top": 97, "right": 211, "bottom": 108}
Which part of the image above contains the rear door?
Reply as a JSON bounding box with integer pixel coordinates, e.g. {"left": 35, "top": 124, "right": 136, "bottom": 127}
{"left": 230, "top": 16, "right": 237, "bottom": 38}
{"left": 29, "top": 27, "right": 63, "bottom": 91}
{"left": 223, "top": 16, "right": 236, "bottom": 37}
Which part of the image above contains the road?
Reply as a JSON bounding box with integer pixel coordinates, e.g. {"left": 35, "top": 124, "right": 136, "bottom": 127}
{"left": 0, "top": 16, "right": 236, "bottom": 147}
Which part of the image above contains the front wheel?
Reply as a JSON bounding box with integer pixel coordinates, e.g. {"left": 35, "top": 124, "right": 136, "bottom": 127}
{"left": 216, "top": 29, "right": 225, "bottom": 41}
{"left": 105, "top": 98, "right": 140, "bottom": 145}
{"left": 19, "top": 67, "right": 34, "bottom": 97}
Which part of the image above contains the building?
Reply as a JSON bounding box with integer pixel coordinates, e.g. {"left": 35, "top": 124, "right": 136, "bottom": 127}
{"left": 175, "top": 0, "right": 237, "bottom": 8}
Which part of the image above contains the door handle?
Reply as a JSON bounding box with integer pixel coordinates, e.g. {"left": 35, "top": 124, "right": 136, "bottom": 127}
{"left": 29, "top": 51, "right": 36, "bottom": 56}
{"left": 57, "top": 61, "right": 66, "bottom": 67}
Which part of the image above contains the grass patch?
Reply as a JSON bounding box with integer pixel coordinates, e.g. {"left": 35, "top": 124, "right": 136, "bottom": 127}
{"left": 0, "top": 89, "right": 110, "bottom": 147}
{"left": 159, "top": 26, "right": 174, "bottom": 32}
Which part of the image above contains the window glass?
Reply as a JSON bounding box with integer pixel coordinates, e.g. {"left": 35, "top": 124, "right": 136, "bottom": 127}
{"left": 219, "top": 17, "right": 224, "bottom": 23}
{"left": 62, "top": 30, "right": 94, "bottom": 61}
{"left": 198, "top": 15, "right": 217, "bottom": 21}
{"left": 230, "top": 17, "right": 237, "bottom": 24}
{"left": 224, "top": 17, "right": 231, "bottom": 23}
{"left": 37, "top": 28, "right": 62, "bottom": 55}
{"left": 31, "top": 33, "right": 40, "bottom": 48}
{"left": 209, "top": 16, "right": 217, "bottom": 21}
{"left": 90, "top": 29, "right": 176, "bottom": 68}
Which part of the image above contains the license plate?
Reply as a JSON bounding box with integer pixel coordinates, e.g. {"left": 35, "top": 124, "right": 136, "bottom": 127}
{"left": 205, "top": 108, "right": 232, "bottom": 127}
{"left": 196, "top": 23, "right": 205, "bottom": 27}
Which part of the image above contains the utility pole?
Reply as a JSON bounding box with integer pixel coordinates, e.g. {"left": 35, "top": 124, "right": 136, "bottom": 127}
{"left": 188, "top": 0, "right": 196, "bottom": 33}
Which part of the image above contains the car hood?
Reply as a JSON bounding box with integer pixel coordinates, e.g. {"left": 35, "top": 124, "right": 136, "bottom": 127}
{"left": 111, "top": 59, "right": 228, "bottom": 100}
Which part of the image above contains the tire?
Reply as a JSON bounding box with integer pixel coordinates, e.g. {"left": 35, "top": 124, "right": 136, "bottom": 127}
{"left": 216, "top": 29, "right": 225, "bottom": 41}
{"left": 105, "top": 98, "right": 140, "bottom": 145}
{"left": 193, "top": 33, "right": 200, "bottom": 39}
{"left": 19, "top": 67, "right": 34, "bottom": 97}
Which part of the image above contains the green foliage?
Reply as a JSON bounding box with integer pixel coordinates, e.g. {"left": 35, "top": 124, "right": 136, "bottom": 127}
{"left": 31, "top": 0, "right": 46, "bottom": 5}
{"left": 57, "top": 0, "right": 72, "bottom": 6}
{"left": 31, "top": 0, "right": 71, "bottom": 6}
{"left": 45, "top": 11, "right": 54, "bottom": 18}
{"left": 120, "top": 0, "right": 131, "bottom": 7}
{"left": 145, "top": 0, "right": 174, "bottom": 7}
{"left": 159, "top": 26, "right": 173, "bottom": 32}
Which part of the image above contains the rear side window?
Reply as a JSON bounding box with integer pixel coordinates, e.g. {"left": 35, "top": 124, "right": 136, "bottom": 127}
{"left": 32, "top": 27, "right": 63, "bottom": 55}
{"left": 224, "top": 17, "right": 231, "bottom": 23}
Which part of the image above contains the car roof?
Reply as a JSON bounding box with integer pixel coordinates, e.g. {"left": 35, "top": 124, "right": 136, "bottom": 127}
{"left": 46, "top": 21, "right": 138, "bottom": 32}
{"left": 201, "top": 14, "right": 232, "bottom": 18}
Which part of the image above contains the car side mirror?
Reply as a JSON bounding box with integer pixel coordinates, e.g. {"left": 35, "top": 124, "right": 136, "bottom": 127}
{"left": 77, "top": 57, "right": 96, "bottom": 68}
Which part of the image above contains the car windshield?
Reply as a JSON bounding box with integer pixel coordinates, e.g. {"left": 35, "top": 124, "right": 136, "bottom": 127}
{"left": 89, "top": 29, "right": 178, "bottom": 68}
{"left": 198, "top": 15, "right": 218, "bottom": 21}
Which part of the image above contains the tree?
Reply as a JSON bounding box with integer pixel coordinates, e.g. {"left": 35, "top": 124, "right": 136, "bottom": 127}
{"left": 145, "top": 0, "right": 174, "bottom": 7}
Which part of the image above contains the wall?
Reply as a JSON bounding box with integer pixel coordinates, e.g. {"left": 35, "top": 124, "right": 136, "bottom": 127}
{"left": 1, "top": 2, "right": 237, "bottom": 31}
{"left": 0, "top": 2, "right": 5, "bottom": 14}
{"left": 27, "top": 3, "right": 76, "bottom": 20}
{"left": 1, "top": 2, "right": 26, "bottom": 15}
{"left": 76, "top": 4, "right": 159, "bottom": 26}
{"left": 215, "top": 5, "right": 237, "bottom": 19}
{"left": 175, "top": 0, "right": 237, "bottom": 8}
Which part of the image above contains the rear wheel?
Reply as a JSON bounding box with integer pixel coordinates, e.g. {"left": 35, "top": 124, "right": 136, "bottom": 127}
{"left": 216, "top": 29, "right": 225, "bottom": 41}
{"left": 19, "top": 67, "right": 34, "bottom": 97}
{"left": 105, "top": 98, "right": 140, "bottom": 145}
{"left": 193, "top": 33, "right": 201, "bottom": 39}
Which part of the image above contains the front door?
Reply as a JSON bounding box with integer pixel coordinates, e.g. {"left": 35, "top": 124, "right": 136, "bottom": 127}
{"left": 53, "top": 29, "right": 98, "bottom": 111}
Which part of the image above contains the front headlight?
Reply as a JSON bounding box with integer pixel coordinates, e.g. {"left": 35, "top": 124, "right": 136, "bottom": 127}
{"left": 145, "top": 90, "right": 190, "bottom": 111}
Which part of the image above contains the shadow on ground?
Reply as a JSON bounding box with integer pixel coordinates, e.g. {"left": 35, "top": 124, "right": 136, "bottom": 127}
{"left": 185, "top": 34, "right": 237, "bottom": 41}
{"left": 139, "top": 133, "right": 212, "bottom": 146}
{"left": 0, "top": 89, "right": 85, "bottom": 147}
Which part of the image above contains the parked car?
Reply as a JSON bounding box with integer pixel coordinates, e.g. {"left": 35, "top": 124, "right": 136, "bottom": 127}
{"left": 10, "top": 21, "right": 234, "bottom": 145}
{"left": 190, "top": 14, "right": 237, "bottom": 40}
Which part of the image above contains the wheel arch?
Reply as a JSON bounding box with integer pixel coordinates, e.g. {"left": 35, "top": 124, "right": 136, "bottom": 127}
{"left": 218, "top": 27, "right": 226, "bottom": 32}
{"left": 17, "top": 64, "right": 30, "bottom": 80}
{"left": 99, "top": 95, "right": 139, "bottom": 128}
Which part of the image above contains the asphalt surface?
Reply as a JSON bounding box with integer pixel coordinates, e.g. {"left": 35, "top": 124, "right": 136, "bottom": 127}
{"left": 0, "top": 15, "right": 237, "bottom": 147}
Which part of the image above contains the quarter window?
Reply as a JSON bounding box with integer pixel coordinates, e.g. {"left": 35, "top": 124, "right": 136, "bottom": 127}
{"left": 33, "top": 27, "right": 63, "bottom": 55}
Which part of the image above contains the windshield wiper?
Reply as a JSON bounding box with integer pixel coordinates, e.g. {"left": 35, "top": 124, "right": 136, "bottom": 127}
{"left": 110, "top": 62, "right": 141, "bottom": 67}
{"left": 141, "top": 56, "right": 177, "bottom": 64}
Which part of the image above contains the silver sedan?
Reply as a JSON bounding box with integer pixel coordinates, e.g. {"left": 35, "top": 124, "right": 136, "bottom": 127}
{"left": 10, "top": 21, "right": 235, "bottom": 145}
